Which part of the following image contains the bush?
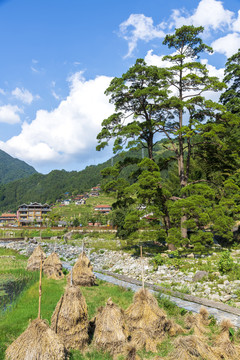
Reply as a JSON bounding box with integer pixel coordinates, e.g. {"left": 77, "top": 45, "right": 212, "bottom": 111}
{"left": 218, "top": 251, "right": 234, "bottom": 274}
{"left": 151, "top": 253, "right": 164, "bottom": 270}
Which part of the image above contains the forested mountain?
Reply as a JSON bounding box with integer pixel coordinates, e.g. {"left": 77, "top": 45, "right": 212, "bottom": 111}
{"left": 0, "top": 165, "right": 105, "bottom": 212}
{"left": 0, "top": 141, "right": 171, "bottom": 212}
{"left": 0, "top": 149, "right": 37, "bottom": 185}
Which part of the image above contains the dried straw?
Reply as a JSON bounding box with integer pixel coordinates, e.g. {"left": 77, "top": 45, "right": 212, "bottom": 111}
{"left": 169, "top": 334, "right": 219, "bottom": 360}
{"left": 27, "top": 245, "right": 46, "bottom": 271}
{"left": 5, "top": 318, "right": 66, "bottom": 360}
{"left": 212, "top": 319, "right": 240, "bottom": 360}
{"left": 125, "top": 289, "right": 180, "bottom": 352}
{"left": 51, "top": 284, "right": 89, "bottom": 350}
{"left": 93, "top": 298, "right": 128, "bottom": 356}
{"left": 185, "top": 307, "right": 210, "bottom": 337}
{"left": 43, "top": 252, "right": 64, "bottom": 280}
{"left": 125, "top": 344, "right": 141, "bottom": 360}
{"left": 69, "top": 251, "right": 96, "bottom": 286}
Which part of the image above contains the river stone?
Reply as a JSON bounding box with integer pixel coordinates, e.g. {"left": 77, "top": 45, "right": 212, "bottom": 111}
{"left": 192, "top": 270, "right": 208, "bottom": 282}
{"left": 161, "top": 253, "right": 168, "bottom": 258}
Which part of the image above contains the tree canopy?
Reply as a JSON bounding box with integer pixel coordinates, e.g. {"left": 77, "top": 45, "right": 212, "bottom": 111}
{"left": 96, "top": 25, "right": 240, "bottom": 252}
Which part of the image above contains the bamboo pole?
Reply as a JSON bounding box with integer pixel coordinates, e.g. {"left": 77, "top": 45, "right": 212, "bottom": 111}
{"left": 38, "top": 257, "right": 43, "bottom": 319}
{"left": 140, "top": 245, "right": 144, "bottom": 290}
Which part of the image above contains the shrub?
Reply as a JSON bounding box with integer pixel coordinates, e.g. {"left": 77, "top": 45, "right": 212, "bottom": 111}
{"left": 151, "top": 253, "right": 164, "bottom": 270}
{"left": 218, "top": 251, "right": 234, "bottom": 274}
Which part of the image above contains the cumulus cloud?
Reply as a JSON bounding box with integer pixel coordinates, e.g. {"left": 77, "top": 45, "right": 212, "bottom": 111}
{"left": 170, "top": 0, "right": 234, "bottom": 31}
{"left": 12, "top": 87, "right": 40, "bottom": 104}
{"left": 0, "top": 105, "right": 22, "bottom": 124}
{"left": 119, "top": 14, "right": 165, "bottom": 58}
{"left": 145, "top": 50, "right": 224, "bottom": 101}
{"left": 0, "top": 88, "right": 5, "bottom": 95}
{"left": 212, "top": 33, "right": 240, "bottom": 57}
{"left": 0, "top": 73, "right": 114, "bottom": 166}
{"left": 145, "top": 50, "right": 171, "bottom": 68}
{"left": 200, "top": 59, "right": 225, "bottom": 79}
{"left": 232, "top": 10, "right": 240, "bottom": 32}
{"left": 145, "top": 50, "right": 224, "bottom": 79}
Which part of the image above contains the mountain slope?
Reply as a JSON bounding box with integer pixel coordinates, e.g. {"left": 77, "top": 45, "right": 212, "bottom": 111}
{"left": 0, "top": 150, "right": 37, "bottom": 184}
{"left": 0, "top": 142, "right": 174, "bottom": 212}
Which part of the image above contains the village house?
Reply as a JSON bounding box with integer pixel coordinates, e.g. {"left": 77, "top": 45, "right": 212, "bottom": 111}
{"left": 89, "top": 185, "right": 101, "bottom": 197}
{"left": 75, "top": 199, "right": 86, "bottom": 205}
{"left": 17, "top": 202, "right": 51, "bottom": 226}
{"left": 0, "top": 213, "right": 17, "bottom": 225}
{"left": 94, "top": 204, "right": 112, "bottom": 214}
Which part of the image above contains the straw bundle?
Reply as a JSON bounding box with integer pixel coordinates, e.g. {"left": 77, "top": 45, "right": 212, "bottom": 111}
{"left": 125, "top": 344, "right": 141, "bottom": 360}
{"left": 5, "top": 318, "right": 66, "bottom": 360}
{"left": 27, "top": 245, "right": 46, "bottom": 271}
{"left": 51, "top": 285, "right": 89, "bottom": 350}
{"left": 125, "top": 289, "right": 177, "bottom": 352}
{"left": 70, "top": 251, "right": 96, "bottom": 286}
{"left": 43, "top": 252, "right": 64, "bottom": 280}
{"left": 185, "top": 307, "right": 210, "bottom": 337}
{"left": 168, "top": 335, "right": 219, "bottom": 360}
{"left": 212, "top": 319, "right": 240, "bottom": 360}
{"left": 93, "top": 298, "right": 128, "bottom": 356}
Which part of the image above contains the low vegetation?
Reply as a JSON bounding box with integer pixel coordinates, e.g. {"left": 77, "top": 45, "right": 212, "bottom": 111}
{"left": 1, "top": 247, "right": 240, "bottom": 359}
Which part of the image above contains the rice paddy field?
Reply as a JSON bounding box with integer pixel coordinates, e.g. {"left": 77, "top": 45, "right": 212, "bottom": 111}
{"left": 1, "top": 247, "right": 240, "bottom": 360}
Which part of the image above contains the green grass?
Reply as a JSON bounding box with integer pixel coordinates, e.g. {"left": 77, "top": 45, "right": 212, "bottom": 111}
{"left": 0, "top": 248, "right": 40, "bottom": 313}
{"left": 0, "top": 272, "right": 228, "bottom": 360}
{"left": 0, "top": 276, "right": 134, "bottom": 360}
{"left": 51, "top": 193, "right": 115, "bottom": 224}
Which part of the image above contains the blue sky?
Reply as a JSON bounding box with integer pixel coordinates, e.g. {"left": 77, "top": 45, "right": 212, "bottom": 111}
{"left": 0, "top": 0, "right": 239, "bottom": 173}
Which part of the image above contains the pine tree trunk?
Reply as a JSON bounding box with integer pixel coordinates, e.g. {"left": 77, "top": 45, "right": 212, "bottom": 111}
{"left": 178, "top": 109, "right": 188, "bottom": 239}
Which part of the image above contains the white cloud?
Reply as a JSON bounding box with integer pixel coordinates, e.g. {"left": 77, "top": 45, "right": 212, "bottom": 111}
{"left": 145, "top": 50, "right": 225, "bottom": 79}
{"left": 0, "top": 88, "right": 5, "bottom": 95}
{"left": 0, "top": 105, "right": 22, "bottom": 124}
{"left": 0, "top": 73, "right": 114, "bottom": 165}
{"left": 119, "top": 14, "right": 165, "bottom": 58}
{"left": 12, "top": 87, "right": 40, "bottom": 104}
{"left": 50, "top": 81, "right": 61, "bottom": 100}
{"left": 51, "top": 90, "right": 61, "bottom": 100}
{"left": 145, "top": 50, "right": 171, "bottom": 68}
{"left": 211, "top": 33, "right": 240, "bottom": 57}
{"left": 200, "top": 59, "right": 224, "bottom": 79}
{"left": 232, "top": 10, "right": 240, "bottom": 32}
{"left": 170, "top": 0, "right": 234, "bottom": 32}
{"left": 145, "top": 50, "right": 224, "bottom": 101}
{"left": 31, "top": 66, "right": 39, "bottom": 73}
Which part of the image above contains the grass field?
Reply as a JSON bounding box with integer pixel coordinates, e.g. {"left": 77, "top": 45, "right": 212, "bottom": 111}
{"left": 1, "top": 273, "right": 190, "bottom": 360}
{"left": 2, "top": 247, "right": 239, "bottom": 360}
{"left": 0, "top": 246, "right": 191, "bottom": 360}
{"left": 51, "top": 194, "right": 115, "bottom": 224}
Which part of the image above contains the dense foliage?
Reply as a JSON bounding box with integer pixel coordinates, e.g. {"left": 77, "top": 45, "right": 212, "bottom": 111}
{"left": 0, "top": 148, "right": 147, "bottom": 212}
{"left": 0, "top": 149, "right": 36, "bottom": 185}
{"left": 0, "top": 165, "right": 102, "bottom": 211}
{"left": 97, "top": 26, "right": 240, "bottom": 251}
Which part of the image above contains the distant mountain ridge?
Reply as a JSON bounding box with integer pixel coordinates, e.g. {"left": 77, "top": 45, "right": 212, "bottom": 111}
{"left": 0, "top": 142, "right": 172, "bottom": 212}
{"left": 0, "top": 149, "right": 37, "bottom": 185}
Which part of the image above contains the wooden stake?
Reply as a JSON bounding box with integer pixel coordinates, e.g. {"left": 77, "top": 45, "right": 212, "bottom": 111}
{"left": 38, "top": 257, "right": 42, "bottom": 319}
{"left": 70, "top": 267, "right": 73, "bottom": 286}
{"left": 140, "top": 246, "right": 144, "bottom": 290}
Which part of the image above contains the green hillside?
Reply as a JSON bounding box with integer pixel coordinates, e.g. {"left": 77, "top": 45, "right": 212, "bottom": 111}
{"left": 0, "top": 142, "right": 172, "bottom": 212}
{"left": 0, "top": 149, "right": 37, "bottom": 184}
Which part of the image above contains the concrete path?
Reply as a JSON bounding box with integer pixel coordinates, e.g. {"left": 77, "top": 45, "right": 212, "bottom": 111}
{"left": 95, "top": 271, "right": 240, "bottom": 328}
